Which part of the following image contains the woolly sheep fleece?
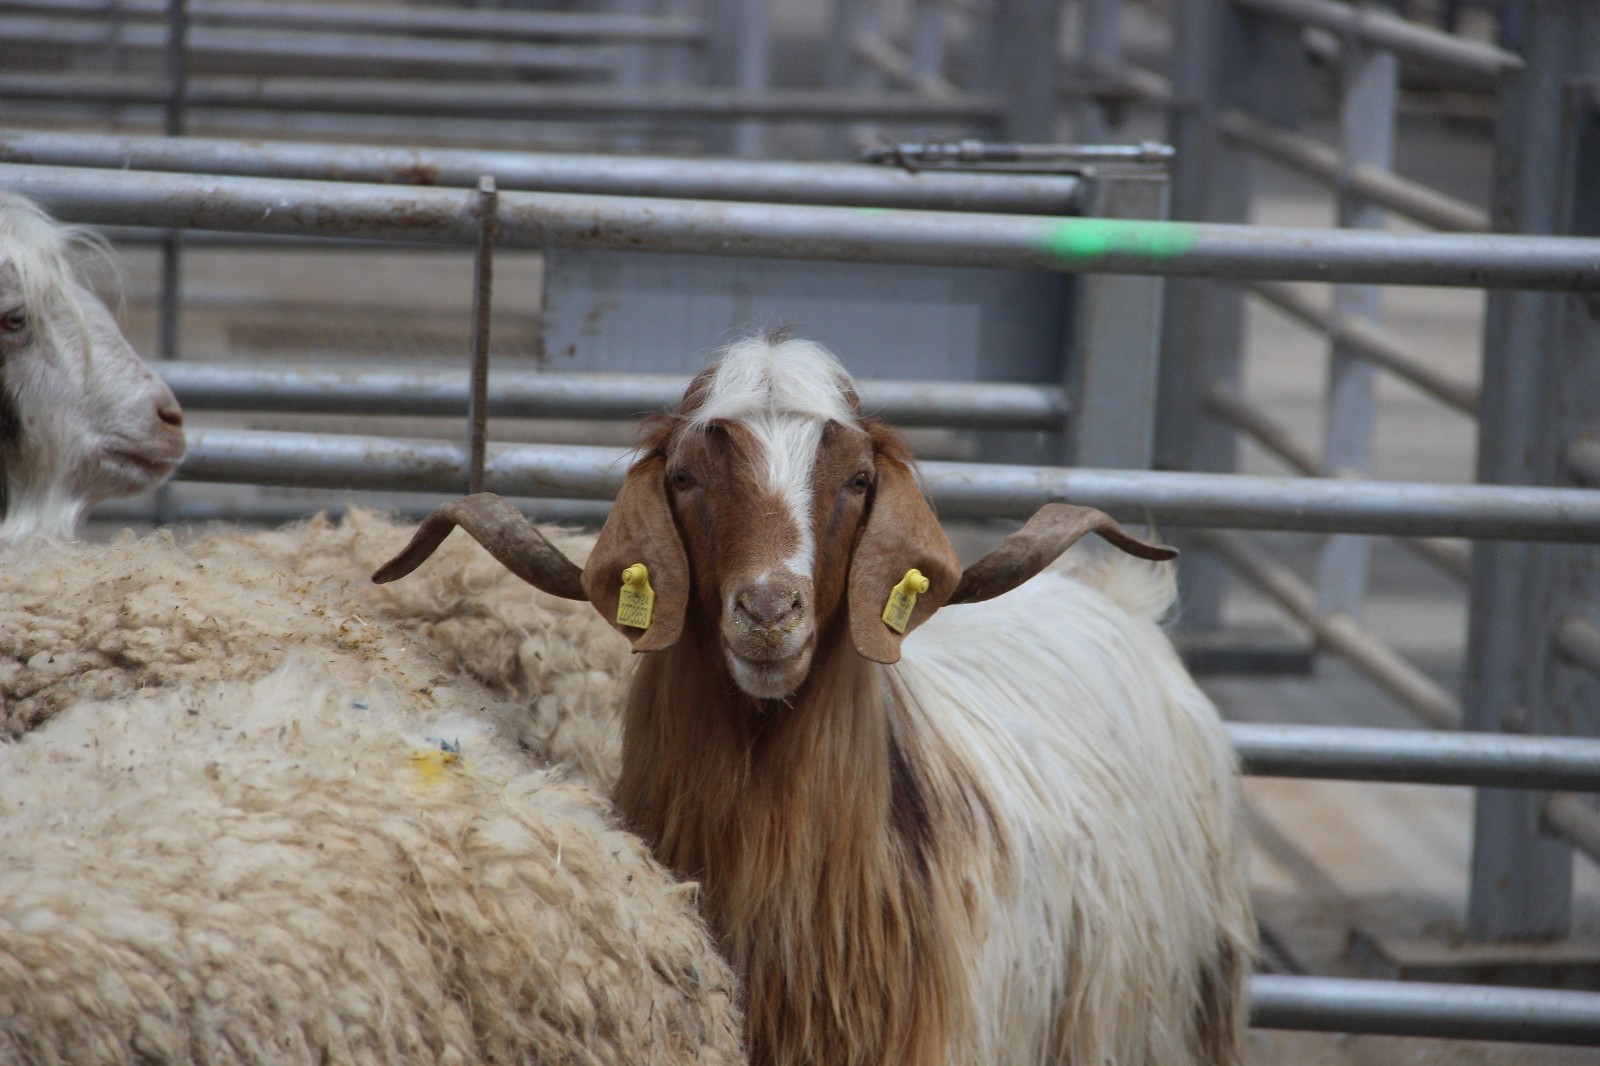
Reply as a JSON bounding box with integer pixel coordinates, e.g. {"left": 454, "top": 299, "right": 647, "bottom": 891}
{"left": 0, "top": 509, "right": 628, "bottom": 786}
{"left": 0, "top": 512, "right": 742, "bottom": 1065}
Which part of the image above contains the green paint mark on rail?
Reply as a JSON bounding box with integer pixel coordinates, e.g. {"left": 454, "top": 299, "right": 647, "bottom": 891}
{"left": 1038, "top": 218, "right": 1198, "bottom": 261}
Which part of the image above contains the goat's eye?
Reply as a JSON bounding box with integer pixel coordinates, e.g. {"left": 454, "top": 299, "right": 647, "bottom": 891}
{"left": 0, "top": 310, "right": 24, "bottom": 334}
{"left": 670, "top": 469, "right": 694, "bottom": 491}
{"left": 849, "top": 471, "right": 871, "bottom": 492}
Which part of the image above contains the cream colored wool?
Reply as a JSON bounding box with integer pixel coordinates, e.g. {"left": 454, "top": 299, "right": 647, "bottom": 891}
{"left": 0, "top": 662, "right": 742, "bottom": 1066}
{"left": 0, "top": 510, "right": 627, "bottom": 786}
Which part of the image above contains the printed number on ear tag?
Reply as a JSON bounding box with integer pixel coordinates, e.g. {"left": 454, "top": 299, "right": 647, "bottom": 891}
{"left": 881, "top": 568, "right": 930, "bottom": 634}
{"left": 617, "top": 563, "right": 655, "bottom": 629}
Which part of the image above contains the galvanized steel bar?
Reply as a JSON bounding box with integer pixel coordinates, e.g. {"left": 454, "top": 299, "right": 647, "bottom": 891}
{"left": 467, "top": 176, "right": 496, "bottom": 496}
{"left": 0, "top": 74, "right": 1005, "bottom": 124}
{"left": 1247, "top": 281, "right": 1481, "bottom": 414}
{"left": 1229, "top": 0, "right": 1524, "bottom": 79}
{"left": 0, "top": 18, "right": 618, "bottom": 75}
{"left": 171, "top": 428, "right": 1600, "bottom": 542}
{"left": 1315, "top": 37, "right": 1393, "bottom": 620}
{"left": 1229, "top": 722, "right": 1600, "bottom": 790}
{"left": 0, "top": 0, "right": 708, "bottom": 43}
{"left": 1198, "top": 529, "right": 1463, "bottom": 729}
{"left": 1249, "top": 975, "right": 1600, "bottom": 1044}
{"left": 0, "top": 129, "right": 1083, "bottom": 215}
{"left": 4, "top": 164, "right": 1599, "bottom": 289}
{"left": 1219, "top": 108, "right": 1490, "bottom": 232}
{"left": 154, "top": 364, "right": 1070, "bottom": 430}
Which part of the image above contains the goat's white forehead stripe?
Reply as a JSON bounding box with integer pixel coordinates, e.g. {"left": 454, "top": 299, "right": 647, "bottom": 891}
{"left": 743, "top": 413, "right": 820, "bottom": 578}
{"left": 681, "top": 336, "right": 863, "bottom": 580}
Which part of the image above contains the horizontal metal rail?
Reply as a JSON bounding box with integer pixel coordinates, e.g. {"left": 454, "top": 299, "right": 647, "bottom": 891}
{"left": 5, "top": 164, "right": 1600, "bottom": 290}
{"left": 0, "top": 17, "right": 618, "bottom": 76}
{"left": 1198, "top": 529, "right": 1463, "bottom": 728}
{"left": 1229, "top": 722, "right": 1600, "bottom": 790}
{"left": 170, "top": 428, "right": 1600, "bottom": 541}
{"left": 1247, "top": 281, "right": 1481, "bottom": 414}
{"left": 0, "top": 129, "right": 1084, "bottom": 215}
{"left": 1249, "top": 975, "right": 1600, "bottom": 1044}
{"left": 1219, "top": 108, "right": 1490, "bottom": 233}
{"left": 0, "top": 0, "right": 708, "bottom": 43}
{"left": 1230, "top": 0, "right": 1523, "bottom": 80}
{"left": 0, "top": 74, "right": 1005, "bottom": 124}
{"left": 156, "top": 364, "right": 1069, "bottom": 431}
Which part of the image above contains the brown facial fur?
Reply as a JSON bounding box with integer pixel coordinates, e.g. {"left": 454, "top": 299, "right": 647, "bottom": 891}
{"left": 658, "top": 416, "right": 878, "bottom": 698}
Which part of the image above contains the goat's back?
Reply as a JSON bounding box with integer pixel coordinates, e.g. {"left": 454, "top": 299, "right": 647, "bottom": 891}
{"left": 892, "top": 557, "right": 1253, "bottom": 1066}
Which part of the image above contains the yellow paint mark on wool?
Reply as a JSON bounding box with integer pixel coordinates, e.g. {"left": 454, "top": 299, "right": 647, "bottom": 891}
{"left": 409, "top": 748, "right": 462, "bottom": 789}
{"left": 881, "top": 568, "right": 930, "bottom": 634}
{"left": 617, "top": 563, "right": 655, "bottom": 629}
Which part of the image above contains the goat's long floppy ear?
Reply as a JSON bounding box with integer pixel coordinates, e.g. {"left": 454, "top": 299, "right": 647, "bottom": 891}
{"left": 372, "top": 493, "right": 586, "bottom": 600}
{"left": 580, "top": 453, "right": 689, "bottom": 652}
{"left": 848, "top": 454, "right": 963, "bottom": 665}
{"left": 947, "top": 503, "right": 1177, "bottom": 605}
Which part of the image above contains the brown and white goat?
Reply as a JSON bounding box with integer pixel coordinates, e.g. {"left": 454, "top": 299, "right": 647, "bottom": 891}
{"left": 375, "top": 336, "right": 1255, "bottom": 1066}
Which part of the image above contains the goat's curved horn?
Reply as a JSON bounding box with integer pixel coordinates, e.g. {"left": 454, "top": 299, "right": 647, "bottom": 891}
{"left": 372, "top": 492, "right": 586, "bottom": 601}
{"left": 948, "top": 503, "right": 1176, "bottom": 605}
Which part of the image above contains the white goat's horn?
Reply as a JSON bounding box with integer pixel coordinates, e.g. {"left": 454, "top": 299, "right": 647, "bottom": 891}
{"left": 372, "top": 493, "right": 587, "bottom": 601}
{"left": 948, "top": 503, "right": 1177, "bottom": 606}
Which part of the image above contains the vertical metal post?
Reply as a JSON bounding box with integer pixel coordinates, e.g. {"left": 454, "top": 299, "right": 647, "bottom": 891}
{"left": 609, "top": 0, "right": 650, "bottom": 152}
{"left": 992, "top": 0, "right": 1059, "bottom": 142}
{"left": 709, "top": 0, "right": 769, "bottom": 157}
{"left": 825, "top": 0, "right": 882, "bottom": 159}
{"left": 1075, "top": 0, "right": 1122, "bottom": 143}
{"left": 159, "top": 0, "right": 188, "bottom": 364}
{"left": 154, "top": 0, "right": 188, "bottom": 528}
{"left": 1465, "top": 0, "right": 1600, "bottom": 942}
{"left": 468, "top": 176, "right": 498, "bottom": 496}
{"left": 1064, "top": 169, "right": 1169, "bottom": 469}
{"left": 1159, "top": 0, "right": 1299, "bottom": 629}
{"left": 1314, "top": 38, "right": 1397, "bottom": 620}
{"left": 909, "top": 0, "right": 945, "bottom": 87}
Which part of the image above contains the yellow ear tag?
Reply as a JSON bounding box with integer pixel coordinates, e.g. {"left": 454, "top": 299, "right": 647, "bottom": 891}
{"left": 617, "top": 563, "right": 655, "bottom": 629}
{"left": 881, "top": 568, "right": 930, "bottom": 634}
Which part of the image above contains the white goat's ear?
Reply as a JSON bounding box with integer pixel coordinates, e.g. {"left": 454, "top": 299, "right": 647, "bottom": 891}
{"left": 848, "top": 454, "right": 962, "bottom": 665}
{"left": 947, "top": 503, "right": 1177, "bottom": 605}
{"left": 582, "top": 453, "right": 689, "bottom": 653}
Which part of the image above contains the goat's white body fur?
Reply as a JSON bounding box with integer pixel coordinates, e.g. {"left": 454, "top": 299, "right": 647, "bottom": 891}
{"left": 891, "top": 549, "right": 1251, "bottom": 1064}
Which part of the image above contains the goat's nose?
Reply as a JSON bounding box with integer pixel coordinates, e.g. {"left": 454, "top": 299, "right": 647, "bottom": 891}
{"left": 157, "top": 400, "right": 184, "bottom": 429}
{"left": 736, "top": 585, "right": 803, "bottom": 628}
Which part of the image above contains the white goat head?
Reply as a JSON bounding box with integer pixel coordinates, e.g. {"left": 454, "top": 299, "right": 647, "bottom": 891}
{"left": 0, "top": 191, "right": 185, "bottom": 540}
{"left": 375, "top": 334, "right": 1173, "bottom": 700}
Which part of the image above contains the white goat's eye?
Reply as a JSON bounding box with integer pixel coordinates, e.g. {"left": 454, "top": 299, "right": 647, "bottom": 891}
{"left": 0, "top": 310, "right": 24, "bottom": 334}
